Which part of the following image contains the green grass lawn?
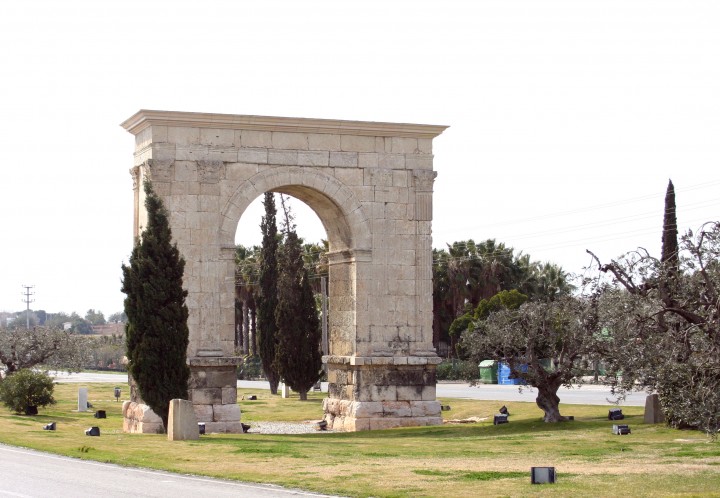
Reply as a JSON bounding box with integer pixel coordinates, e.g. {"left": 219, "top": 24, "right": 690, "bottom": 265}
{"left": 0, "top": 383, "right": 718, "bottom": 497}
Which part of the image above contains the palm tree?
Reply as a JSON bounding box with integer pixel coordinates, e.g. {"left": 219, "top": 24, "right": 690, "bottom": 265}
{"left": 235, "top": 245, "right": 261, "bottom": 355}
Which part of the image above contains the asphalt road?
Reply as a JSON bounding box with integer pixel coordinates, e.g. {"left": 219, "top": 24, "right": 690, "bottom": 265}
{"left": 0, "top": 444, "right": 336, "bottom": 498}
{"left": 52, "top": 372, "right": 647, "bottom": 406}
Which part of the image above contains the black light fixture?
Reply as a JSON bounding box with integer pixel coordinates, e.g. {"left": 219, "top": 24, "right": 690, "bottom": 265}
{"left": 114, "top": 387, "right": 121, "bottom": 402}
{"left": 531, "top": 467, "right": 556, "bottom": 484}
{"left": 440, "top": 405, "right": 451, "bottom": 411}
{"left": 198, "top": 422, "right": 206, "bottom": 435}
{"left": 613, "top": 424, "right": 631, "bottom": 435}
{"left": 94, "top": 410, "right": 106, "bottom": 419}
{"left": 43, "top": 422, "right": 56, "bottom": 431}
{"left": 608, "top": 408, "right": 624, "bottom": 420}
{"left": 499, "top": 405, "right": 509, "bottom": 415}
{"left": 85, "top": 426, "right": 100, "bottom": 436}
{"left": 493, "top": 414, "right": 509, "bottom": 425}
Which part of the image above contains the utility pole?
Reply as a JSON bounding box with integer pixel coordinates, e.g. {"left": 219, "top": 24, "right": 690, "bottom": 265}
{"left": 21, "top": 285, "right": 34, "bottom": 329}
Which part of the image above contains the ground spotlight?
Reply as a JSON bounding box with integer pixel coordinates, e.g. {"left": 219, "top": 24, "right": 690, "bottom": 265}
{"left": 493, "top": 414, "right": 509, "bottom": 425}
{"left": 531, "top": 467, "right": 556, "bottom": 484}
{"left": 85, "top": 426, "right": 100, "bottom": 436}
{"left": 613, "top": 424, "right": 631, "bottom": 435}
{"left": 608, "top": 408, "right": 624, "bottom": 420}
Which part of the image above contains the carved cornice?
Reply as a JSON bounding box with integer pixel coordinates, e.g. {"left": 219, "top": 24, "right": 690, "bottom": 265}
{"left": 121, "top": 109, "right": 449, "bottom": 139}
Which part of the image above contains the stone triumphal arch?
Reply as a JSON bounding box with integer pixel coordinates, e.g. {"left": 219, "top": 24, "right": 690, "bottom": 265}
{"left": 121, "top": 110, "right": 447, "bottom": 432}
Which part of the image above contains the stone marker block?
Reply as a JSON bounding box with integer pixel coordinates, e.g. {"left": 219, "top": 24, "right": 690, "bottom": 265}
{"left": 644, "top": 394, "right": 665, "bottom": 424}
{"left": 168, "top": 399, "right": 199, "bottom": 441}
{"left": 78, "top": 388, "right": 88, "bottom": 412}
{"left": 281, "top": 382, "right": 290, "bottom": 398}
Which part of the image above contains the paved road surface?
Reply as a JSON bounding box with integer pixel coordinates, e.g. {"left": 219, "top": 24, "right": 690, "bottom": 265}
{"left": 52, "top": 372, "right": 646, "bottom": 406}
{"left": 0, "top": 444, "right": 336, "bottom": 498}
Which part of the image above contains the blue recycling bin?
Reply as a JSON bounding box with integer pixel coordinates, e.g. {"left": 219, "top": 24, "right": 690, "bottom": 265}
{"left": 498, "top": 362, "right": 527, "bottom": 385}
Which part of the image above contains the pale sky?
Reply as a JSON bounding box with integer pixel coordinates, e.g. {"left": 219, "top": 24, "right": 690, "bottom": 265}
{"left": 1, "top": 1, "right": 718, "bottom": 317}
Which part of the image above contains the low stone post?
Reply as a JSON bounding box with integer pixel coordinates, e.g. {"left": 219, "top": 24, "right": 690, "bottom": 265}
{"left": 644, "top": 394, "right": 665, "bottom": 424}
{"left": 168, "top": 399, "right": 199, "bottom": 441}
{"left": 78, "top": 388, "right": 88, "bottom": 412}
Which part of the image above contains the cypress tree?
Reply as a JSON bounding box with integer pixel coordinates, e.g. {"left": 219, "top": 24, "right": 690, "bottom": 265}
{"left": 659, "top": 179, "right": 679, "bottom": 310}
{"left": 121, "top": 181, "right": 190, "bottom": 430}
{"left": 661, "top": 179, "right": 679, "bottom": 268}
{"left": 257, "top": 192, "right": 281, "bottom": 394}
{"left": 275, "top": 224, "right": 322, "bottom": 401}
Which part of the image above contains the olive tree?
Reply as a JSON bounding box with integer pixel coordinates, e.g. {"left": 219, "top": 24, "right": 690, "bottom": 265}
{"left": 0, "top": 325, "right": 87, "bottom": 375}
{"left": 590, "top": 221, "right": 720, "bottom": 435}
{"left": 462, "top": 294, "right": 604, "bottom": 422}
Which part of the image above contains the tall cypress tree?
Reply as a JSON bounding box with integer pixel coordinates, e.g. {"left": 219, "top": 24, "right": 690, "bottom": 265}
{"left": 661, "top": 179, "right": 679, "bottom": 269}
{"left": 121, "top": 181, "right": 190, "bottom": 430}
{"left": 257, "top": 192, "right": 281, "bottom": 394}
{"left": 275, "top": 222, "right": 322, "bottom": 401}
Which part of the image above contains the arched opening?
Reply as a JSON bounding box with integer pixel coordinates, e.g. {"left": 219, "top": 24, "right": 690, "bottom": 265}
{"left": 221, "top": 171, "right": 371, "bottom": 362}
{"left": 233, "top": 193, "right": 328, "bottom": 363}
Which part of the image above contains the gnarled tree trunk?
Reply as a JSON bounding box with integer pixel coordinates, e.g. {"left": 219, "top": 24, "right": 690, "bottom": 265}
{"left": 535, "top": 380, "right": 569, "bottom": 423}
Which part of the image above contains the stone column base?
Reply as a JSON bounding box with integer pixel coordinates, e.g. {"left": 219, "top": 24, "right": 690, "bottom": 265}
{"left": 322, "top": 355, "right": 443, "bottom": 431}
{"left": 188, "top": 355, "right": 243, "bottom": 433}
{"left": 323, "top": 399, "right": 442, "bottom": 431}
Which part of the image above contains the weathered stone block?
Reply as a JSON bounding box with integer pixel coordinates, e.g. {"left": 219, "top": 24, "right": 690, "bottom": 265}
{"left": 329, "top": 151, "right": 358, "bottom": 167}
{"left": 200, "top": 128, "right": 234, "bottom": 146}
{"left": 222, "top": 387, "right": 238, "bottom": 404}
{"left": 213, "top": 403, "right": 241, "bottom": 422}
{"left": 268, "top": 149, "right": 298, "bottom": 165}
{"left": 193, "top": 404, "right": 214, "bottom": 422}
{"left": 238, "top": 148, "right": 268, "bottom": 164}
{"left": 396, "top": 385, "right": 424, "bottom": 401}
{"left": 383, "top": 401, "right": 412, "bottom": 417}
{"left": 350, "top": 401, "right": 383, "bottom": 418}
{"left": 410, "top": 400, "right": 441, "bottom": 417}
{"left": 298, "top": 150, "right": 329, "bottom": 166}
{"left": 240, "top": 130, "right": 272, "bottom": 148}
{"left": 272, "top": 132, "right": 308, "bottom": 150}
{"left": 341, "top": 135, "right": 376, "bottom": 152}
{"left": 308, "top": 133, "right": 341, "bottom": 151}
{"left": 190, "top": 388, "right": 222, "bottom": 404}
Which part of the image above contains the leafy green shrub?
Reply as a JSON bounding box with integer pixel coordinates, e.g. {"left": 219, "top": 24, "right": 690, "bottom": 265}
{"left": 0, "top": 369, "right": 56, "bottom": 414}
{"left": 436, "top": 359, "right": 478, "bottom": 381}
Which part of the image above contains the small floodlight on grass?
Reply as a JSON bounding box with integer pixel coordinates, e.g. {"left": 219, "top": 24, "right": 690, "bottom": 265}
{"left": 43, "top": 422, "right": 56, "bottom": 431}
{"left": 613, "top": 424, "right": 631, "bottom": 435}
{"left": 493, "top": 414, "right": 509, "bottom": 425}
{"left": 608, "top": 408, "right": 624, "bottom": 420}
{"left": 85, "top": 426, "right": 100, "bottom": 436}
{"left": 94, "top": 410, "right": 106, "bottom": 419}
{"left": 440, "top": 405, "right": 451, "bottom": 411}
{"left": 198, "top": 423, "right": 205, "bottom": 435}
{"left": 531, "top": 467, "right": 556, "bottom": 484}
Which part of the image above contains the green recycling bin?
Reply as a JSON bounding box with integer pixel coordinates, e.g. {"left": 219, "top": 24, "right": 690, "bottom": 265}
{"left": 479, "top": 360, "right": 498, "bottom": 384}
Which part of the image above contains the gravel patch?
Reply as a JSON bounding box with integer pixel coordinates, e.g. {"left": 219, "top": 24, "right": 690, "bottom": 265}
{"left": 244, "top": 421, "right": 333, "bottom": 434}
